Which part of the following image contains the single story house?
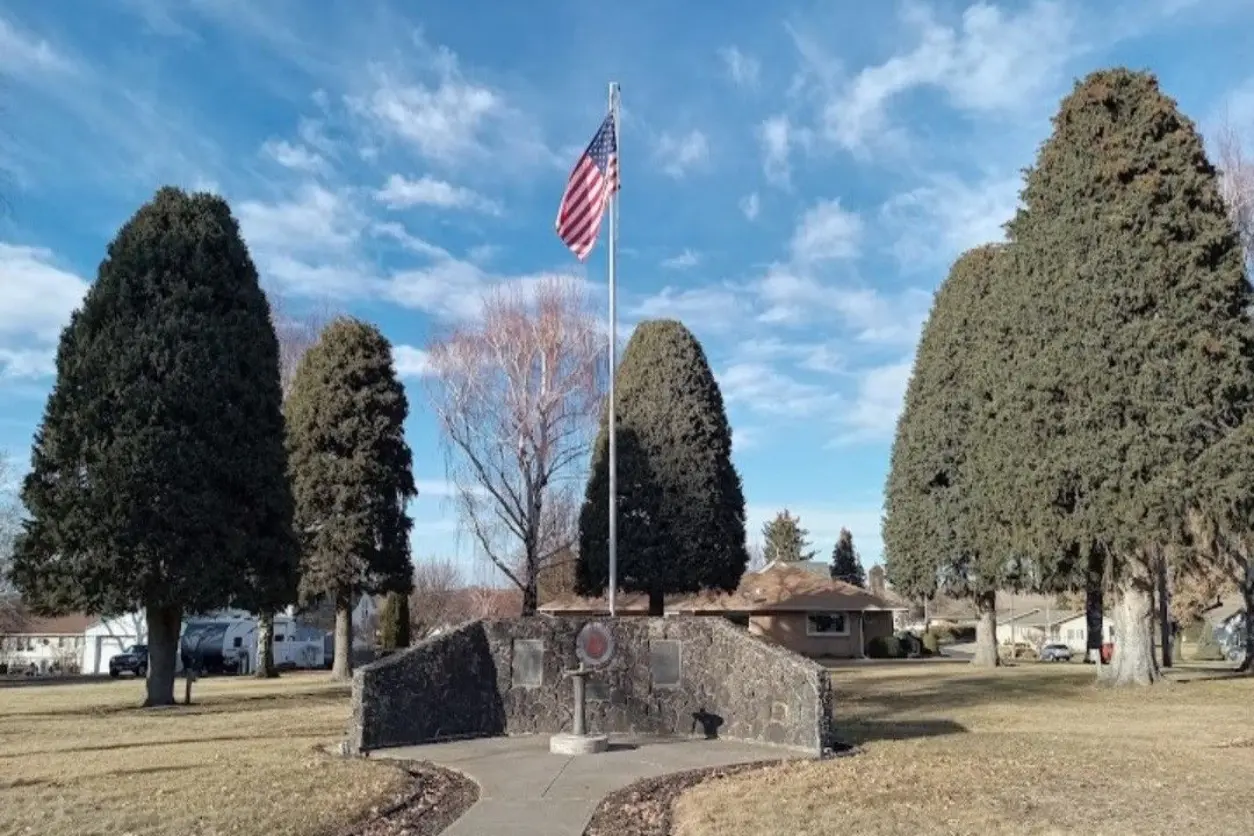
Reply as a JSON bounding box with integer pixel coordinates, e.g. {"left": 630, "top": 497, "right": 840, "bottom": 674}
{"left": 0, "top": 614, "right": 95, "bottom": 674}
{"left": 540, "top": 560, "right": 907, "bottom": 659}
{"left": 1050, "top": 611, "right": 1114, "bottom": 654}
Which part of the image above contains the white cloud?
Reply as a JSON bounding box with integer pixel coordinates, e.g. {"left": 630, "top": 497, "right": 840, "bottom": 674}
{"left": 789, "top": 199, "right": 863, "bottom": 264}
{"left": 719, "top": 361, "right": 841, "bottom": 418}
{"left": 355, "top": 38, "right": 555, "bottom": 173}
{"left": 759, "top": 115, "right": 794, "bottom": 187}
{"left": 815, "top": 1, "right": 1076, "bottom": 154}
{"left": 237, "top": 183, "right": 363, "bottom": 256}
{"left": 740, "top": 192, "right": 760, "bottom": 220}
{"left": 393, "top": 344, "right": 432, "bottom": 378}
{"left": 0, "top": 244, "right": 89, "bottom": 381}
{"left": 0, "top": 17, "right": 76, "bottom": 77}
{"left": 880, "top": 172, "right": 1020, "bottom": 267}
{"left": 261, "top": 138, "right": 326, "bottom": 173}
{"left": 0, "top": 244, "right": 88, "bottom": 341}
{"left": 0, "top": 347, "right": 56, "bottom": 380}
{"left": 374, "top": 173, "right": 501, "bottom": 214}
{"left": 833, "top": 358, "right": 914, "bottom": 444}
{"left": 719, "top": 46, "right": 760, "bottom": 88}
{"left": 661, "top": 249, "right": 701, "bottom": 270}
{"left": 653, "top": 130, "right": 710, "bottom": 178}
{"left": 631, "top": 285, "right": 747, "bottom": 334}
{"left": 361, "top": 68, "right": 502, "bottom": 165}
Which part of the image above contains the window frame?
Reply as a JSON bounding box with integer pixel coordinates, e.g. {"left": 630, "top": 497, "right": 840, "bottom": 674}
{"left": 805, "top": 612, "right": 851, "bottom": 637}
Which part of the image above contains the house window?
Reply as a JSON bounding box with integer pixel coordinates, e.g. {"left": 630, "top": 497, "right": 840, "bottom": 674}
{"left": 274, "top": 635, "right": 285, "bottom": 642}
{"left": 806, "top": 613, "right": 849, "bottom": 636}
{"left": 233, "top": 637, "right": 243, "bottom": 648}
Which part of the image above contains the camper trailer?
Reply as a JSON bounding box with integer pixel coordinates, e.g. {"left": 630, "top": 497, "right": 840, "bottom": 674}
{"left": 83, "top": 608, "right": 326, "bottom": 675}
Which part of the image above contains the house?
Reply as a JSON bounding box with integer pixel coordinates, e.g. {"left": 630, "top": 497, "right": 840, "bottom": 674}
{"left": 0, "top": 614, "right": 95, "bottom": 674}
{"left": 540, "top": 560, "right": 907, "bottom": 659}
{"left": 1049, "top": 612, "right": 1114, "bottom": 655}
{"left": 673, "top": 561, "right": 906, "bottom": 658}
{"left": 995, "top": 608, "right": 1078, "bottom": 647}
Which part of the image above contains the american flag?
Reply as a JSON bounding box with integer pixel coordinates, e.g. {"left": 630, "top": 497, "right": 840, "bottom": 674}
{"left": 555, "top": 112, "right": 619, "bottom": 261}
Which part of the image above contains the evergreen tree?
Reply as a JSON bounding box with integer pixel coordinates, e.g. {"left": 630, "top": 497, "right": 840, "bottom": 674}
{"left": 9, "top": 187, "right": 294, "bottom": 706}
{"left": 978, "top": 69, "right": 1254, "bottom": 686}
{"left": 761, "top": 510, "right": 816, "bottom": 564}
{"left": 830, "top": 528, "right": 866, "bottom": 587}
{"left": 578, "top": 319, "right": 748, "bottom": 615}
{"left": 884, "top": 244, "right": 1019, "bottom": 667}
{"left": 377, "top": 591, "right": 411, "bottom": 653}
{"left": 286, "top": 317, "right": 416, "bottom": 681}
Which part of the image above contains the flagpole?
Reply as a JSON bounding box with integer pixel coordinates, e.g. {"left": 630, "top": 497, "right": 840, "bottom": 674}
{"left": 607, "top": 81, "right": 620, "bottom": 618}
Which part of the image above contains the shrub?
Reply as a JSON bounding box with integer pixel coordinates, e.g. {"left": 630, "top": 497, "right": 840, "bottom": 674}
{"left": 867, "top": 635, "right": 905, "bottom": 658}
{"left": 922, "top": 630, "right": 941, "bottom": 655}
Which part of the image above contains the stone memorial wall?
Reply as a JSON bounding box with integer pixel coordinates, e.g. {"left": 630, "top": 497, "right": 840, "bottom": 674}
{"left": 347, "top": 615, "right": 835, "bottom": 756}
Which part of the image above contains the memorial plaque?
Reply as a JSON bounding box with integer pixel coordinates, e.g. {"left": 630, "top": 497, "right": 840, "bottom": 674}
{"left": 576, "top": 622, "right": 616, "bottom": 668}
{"left": 649, "top": 640, "right": 682, "bottom": 689}
{"left": 511, "top": 639, "right": 545, "bottom": 688}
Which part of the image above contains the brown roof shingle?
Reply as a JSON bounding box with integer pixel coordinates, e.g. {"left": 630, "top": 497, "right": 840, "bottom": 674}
{"left": 673, "top": 563, "right": 903, "bottom": 614}
{"left": 5, "top": 613, "right": 96, "bottom": 636}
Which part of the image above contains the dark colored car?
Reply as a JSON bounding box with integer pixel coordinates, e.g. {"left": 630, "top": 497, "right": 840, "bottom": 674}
{"left": 109, "top": 644, "right": 148, "bottom": 678}
{"left": 1040, "top": 642, "right": 1073, "bottom": 662}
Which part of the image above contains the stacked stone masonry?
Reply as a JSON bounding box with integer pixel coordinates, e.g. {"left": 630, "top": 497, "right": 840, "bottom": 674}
{"left": 348, "top": 615, "right": 835, "bottom": 756}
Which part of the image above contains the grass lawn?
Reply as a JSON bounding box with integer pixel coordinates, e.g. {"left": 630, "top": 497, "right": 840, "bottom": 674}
{"left": 0, "top": 673, "right": 409, "bottom": 836}
{"left": 674, "top": 662, "right": 1254, "bottom": 836}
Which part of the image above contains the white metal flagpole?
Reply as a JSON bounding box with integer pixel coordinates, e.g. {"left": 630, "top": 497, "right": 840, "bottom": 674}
{"left": 607, "top": 81, "right": 620, "bottom": 618}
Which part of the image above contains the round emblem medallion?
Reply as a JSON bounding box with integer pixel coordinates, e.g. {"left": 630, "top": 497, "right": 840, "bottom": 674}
{"left": 575, "top": 622, "right": 615, "bottom": 667}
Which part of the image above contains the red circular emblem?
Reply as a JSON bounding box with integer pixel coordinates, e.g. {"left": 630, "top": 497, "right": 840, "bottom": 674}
{"left": 576, "top": 622, "right": 615, "bottom": 667}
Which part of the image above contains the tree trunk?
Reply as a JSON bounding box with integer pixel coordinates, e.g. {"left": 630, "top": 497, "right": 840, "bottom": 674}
{"left": 1156, "top": 557, "right": 1172, "bottom": 669}
{"left": 331, "top": 593, "right": 353, "bottom": 682}
{"left": 1083, "top": 559, "right": 1103, "bottom": 661}
{"left": 648, "top": 587, "right": 665, "bottom": 617}
{"left": 254, "top": 611, "right": 278, "bottom": 678}
{"left": 1106, "top": 569, "right": 1161, "bottom": 686}
{"left": 1239, "top": 554, "right": 1254, "bottom": 674}
{"left": 521, "top": 581, "right": 538, "bottom": 616}
{"left": 143, "top": 604, "right": 182, "bottom": 707}
{"left": 972, "top": 589, "right": 1001, "bottom": 667}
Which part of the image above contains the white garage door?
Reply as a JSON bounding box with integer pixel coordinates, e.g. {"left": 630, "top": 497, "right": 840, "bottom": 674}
{"left": 93, "top": 636, "right": 134, "bottom": 673}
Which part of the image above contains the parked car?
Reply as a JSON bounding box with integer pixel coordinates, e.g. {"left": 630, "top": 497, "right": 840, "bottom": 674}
{"left": 109, "top": 644, "right": 148, "bottom": 677}
{"left": 1039, "top": 642, "right": 1073, "bottom": 662}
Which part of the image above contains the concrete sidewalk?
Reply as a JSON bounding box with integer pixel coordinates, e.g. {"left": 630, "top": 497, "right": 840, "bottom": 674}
{"left": 373, "top": 735, "right": 805, "bottom": 835}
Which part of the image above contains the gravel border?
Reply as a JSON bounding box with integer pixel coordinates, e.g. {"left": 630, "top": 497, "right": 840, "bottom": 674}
{"left": 583, "top": 760, "right": 785, "bottom": 836}
{"left": 333, "top": 761, "right": 478, "bottom": 836}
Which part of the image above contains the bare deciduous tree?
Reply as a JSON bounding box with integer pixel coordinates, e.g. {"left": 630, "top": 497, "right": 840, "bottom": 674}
{"left": 1216, "top": 118, "right": 1254, "bottom": 269}
{"left": 409, "top": 557, "right": 464, "bottom": 639}
{"left": 0, "top": 454, "right": 25, "bottom": 634}
{"left": 425, "top": 277, "right": 607, "bottom": 614}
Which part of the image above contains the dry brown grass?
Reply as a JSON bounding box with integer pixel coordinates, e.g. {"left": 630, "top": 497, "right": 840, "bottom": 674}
{"left": 0, "top": 673, "right": 409, "bottom": 836}
{"left": 675, "top": 662, "right": 1254, "bottom": 836}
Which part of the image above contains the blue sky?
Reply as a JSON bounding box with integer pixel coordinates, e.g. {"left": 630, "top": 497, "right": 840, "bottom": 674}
{"left": 2, "top": 0, "right": 1253, "bottom": 583}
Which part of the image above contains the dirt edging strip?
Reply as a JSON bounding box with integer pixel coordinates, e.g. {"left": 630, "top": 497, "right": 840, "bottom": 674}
{"left": 330, "top": 760, "right": 478, "bottom": 836}
{"left": 583, "top": 760, "right": 786, "bottom": 836}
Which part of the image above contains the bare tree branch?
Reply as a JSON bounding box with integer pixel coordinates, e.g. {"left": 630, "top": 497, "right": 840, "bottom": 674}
{"left": 424, "top": 276, "right": 608, "bottom": 613}
{"left": 1215, "top": 116, "right": 1254, "bottom": 271}
{"left": 266, "top": 291, "right": 335, "bottom": 400}
{"left": 408, "top": 556, "right": 464, "bottom": 638}
{"left": 0, "top": 453, "right": 26, "bottom": 633}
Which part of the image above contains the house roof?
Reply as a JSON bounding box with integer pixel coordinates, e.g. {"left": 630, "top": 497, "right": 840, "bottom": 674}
{"left": 674, "top": 562, "right": 904, "bottom": 614}
{"left": 1202, "top": 598, "right": 1246, "bottom": 625}
{"left": 538, "top": 592, "right": 660, "bottom": 615}
{"left": 4, "top": 613, "right": 96, "bottom": 636}
{"left": 999, "top": 608, "right": 1083, "bottom": 627}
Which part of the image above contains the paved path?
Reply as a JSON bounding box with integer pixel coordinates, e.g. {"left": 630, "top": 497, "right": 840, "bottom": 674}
{"left": 373, "top": 735, "right": 805, "bottom": 835}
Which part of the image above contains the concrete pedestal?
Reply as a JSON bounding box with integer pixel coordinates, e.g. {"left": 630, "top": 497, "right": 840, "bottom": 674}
{"left": 549, "top": 732, "right": 609, "bottom": 755}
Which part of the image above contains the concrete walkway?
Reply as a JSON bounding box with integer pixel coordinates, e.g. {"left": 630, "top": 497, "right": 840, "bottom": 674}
{"left": 373, "top": 735, "right": 805, "bottom": 835}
